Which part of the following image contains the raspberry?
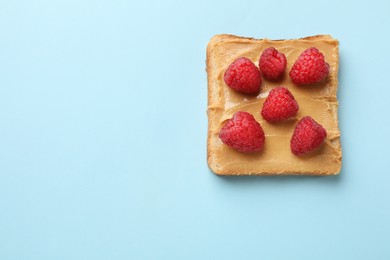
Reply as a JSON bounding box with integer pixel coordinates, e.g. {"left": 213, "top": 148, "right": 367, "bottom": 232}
{"left": 290, "top": 116, "right": 327, "bottom": 155}
{"left": 261, "top": 87, "right": 299, "bottom": 122}
{"left": 224, "top": 57, "right": 262, "bottom": 94}
{"left": 289, "top": 47, "right": 330, "bottom": 85}
{"left": 259, "top": 47, "right": 287, "bottom": 80}
{"left": 219, "top": 111, "right": 265, "bottom": 152}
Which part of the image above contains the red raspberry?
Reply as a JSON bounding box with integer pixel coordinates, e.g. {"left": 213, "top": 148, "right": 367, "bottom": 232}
{"left": 261, "top": 87, "right": 299, "bottom": 122}
{"left": 289, "top": 47, "right": 330, "bottom": 85}
{"left": 259, "top": 47, "right": 287, "bottom": 80}
{"left": 290, "top": 116, "right": 327, "bottom": 155}
{"left": 219, "top": 111, "right": 265, "bottom": 152}
{"left": 224, "top": 57, "right": 262, "bottom": 94}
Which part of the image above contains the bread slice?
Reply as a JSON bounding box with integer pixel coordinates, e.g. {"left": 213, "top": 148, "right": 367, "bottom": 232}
{"left": 206, "top": 34, "right": 342, "bottom": 175}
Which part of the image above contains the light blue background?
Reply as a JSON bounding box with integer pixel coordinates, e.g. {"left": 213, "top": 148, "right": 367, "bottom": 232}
{"left": 0, "top": 0, "right": 389, "bottom": 259}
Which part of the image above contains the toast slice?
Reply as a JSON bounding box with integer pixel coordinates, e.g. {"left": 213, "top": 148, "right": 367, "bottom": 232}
{"left": 206, "top": 34, "right": 342, "bottom": 175}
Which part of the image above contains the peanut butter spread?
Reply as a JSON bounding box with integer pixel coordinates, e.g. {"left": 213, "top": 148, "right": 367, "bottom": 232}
{"left": 207, "top": 35, "right": 342, "bottom": 175}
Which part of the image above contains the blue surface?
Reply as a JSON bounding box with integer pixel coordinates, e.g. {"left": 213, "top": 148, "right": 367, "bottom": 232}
{"left": 0, "top": 0, "right": 389, "bottom": 259}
